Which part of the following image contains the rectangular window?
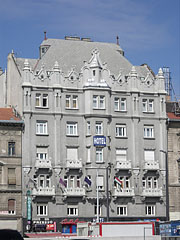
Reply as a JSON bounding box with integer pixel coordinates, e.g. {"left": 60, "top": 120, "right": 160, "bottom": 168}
{"left": 72, "top": 95, "right": 78, "bottom": 109}
{"left": 142, "top": 177, "right": 158, "bottom": 189}
{"left": 67, "top": 148, "right": 78, "bottom": 160}
{"left": 144, "top": 150, "right": 155, "bottom": 161}
{"left": 35, "top": 93, "right": 41, "bottom": 107}
{"left": 36, "top": 147, "right": 48, "bottom": 160}
{"left": 37, "top": 204, "right": 48, "bottom": 216}
{"left": 115, "top": 124, "right": 126, "bottom": 137}
{"left": 142, "top": 99, "right": 154, "bottom": 112}
{"left": 87, "top": 147, "right": 91, "bottom": 163}
{"left": 42, "top": 94, "right": 48, "bottom": 107}
{"left": 95, "top": 122, "right": 103, "bottom": 135}
{"left": 96, "top": 175, "right": 104, "bottom": 190}
{"left": 69, "top": 176, "right": 75, "bottom": 188}
{"left": 114, "top": 176, "right": 130, "bottom": 189}
{"left": 93, "top": 95, "right": 105, "bottom": 109}
{"left": 66, "top": 122, "right": 78, "bottom": 136}
{"left": 114, "top": 97, "right": 126, "bottom": 111}
{"left": 146, "top": 205, "right": 155, "bottom": 216}
{"left": 36, "top": 121, "right": 48, "bottom": 135}
{"left": 77, "top": 176, "right": 81, "bottom": 188}
{"left": 39, "top": 175, "right": 51, "bottom": 188}
{"left": 35, "top": 93, "right": 48, "bottom": 108}
{"left": 8, "top": 199, "right": 16, "bottom": 215}
{"left": 116, "top": 149, "right": 127, "bottom": 161}
{"left": 144, "top": 126, "right": 154, "bottom": 138}
{"left": 117, "top": 206, "right": 127, "bottom": 216}
{"left": 8, "top": 168, "right": 16, "bottom": 185}
{"left": 8, "top": 142, "right": 15, "bottom": 156}
{"left": 67, "top": 206, "right": 78, "bottom": 216}
{"left": 87, "top": 121, "right": 91, "bottom": 135}
{"left": 66, "top": 95, "right": 71, "bottom": 108}
{"left": 96, "top": 148, "right": 103, "bottom": 163}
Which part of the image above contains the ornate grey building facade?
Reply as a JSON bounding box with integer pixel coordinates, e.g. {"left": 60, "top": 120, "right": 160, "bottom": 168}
{"left": 2, "top": 36, "right": 167, "bottom": 231}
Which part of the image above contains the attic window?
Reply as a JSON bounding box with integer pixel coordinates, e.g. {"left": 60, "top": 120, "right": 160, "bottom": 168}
{"left": 70, "top": 76, "right": 74, "bottom": 80}
{"left": 93, "top": 70, "right": 96, "bottom": 76}
{"left": 42, "top": 48, "right": 45, "bottom": 54}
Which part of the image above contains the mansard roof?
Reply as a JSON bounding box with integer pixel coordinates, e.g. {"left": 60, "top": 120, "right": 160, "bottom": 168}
{"left": 36, "top": 38, "right": 133, "bottom": 76}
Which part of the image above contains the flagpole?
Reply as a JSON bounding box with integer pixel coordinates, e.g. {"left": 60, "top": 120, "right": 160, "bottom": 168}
{"left": 96, "top": 169, "right": 99, "bottom": 223}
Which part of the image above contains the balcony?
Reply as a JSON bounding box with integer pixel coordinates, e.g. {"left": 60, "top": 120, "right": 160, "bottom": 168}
{"left": 113, "top": 187, "right": 135, "bottom": 198}
{"left": 32, "top": 186, "right": 55, "bottom": 197}
{"left": 144, "top": 161, "right": 159, "bottom": 171}
{"left": 66, "top": 159, "right": 82, "bottom": 172}
{"left": 63, "top": 187, "right": 86, "bottom": 198}
{"left": 115, "top": 160, "right": 132, "bottom": 171}
{"left": 142, "top": 188, "right": 163, "bottom": 197}
{"left": 35, "top": 158, "right": 52, "bottom": 172}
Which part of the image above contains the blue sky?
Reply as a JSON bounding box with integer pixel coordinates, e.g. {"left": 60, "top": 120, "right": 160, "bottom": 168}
{"left": 0, "top": 0, "right": 179, "bottom": 98}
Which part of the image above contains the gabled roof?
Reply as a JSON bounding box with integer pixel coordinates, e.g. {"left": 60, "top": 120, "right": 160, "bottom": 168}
{"left": 0, "top": 108, "right": 21, "bottom": 121}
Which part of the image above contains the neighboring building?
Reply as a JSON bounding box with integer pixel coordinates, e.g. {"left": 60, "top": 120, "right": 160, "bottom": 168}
{"left": 0, "top": 108, "right": 24, "bottom": 232}
{"left": 167, "top": 101, "right": 180, "bottom": 220}
{"left": 0, "top": 67, "right": 6, "bottom": 107}
{"left": 3, "top": 36, "right": 167, "bottom": 232}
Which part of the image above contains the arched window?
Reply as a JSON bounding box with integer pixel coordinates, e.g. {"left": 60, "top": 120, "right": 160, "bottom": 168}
{"left": 8, "top": 199, "right": 16, "bottom": 214}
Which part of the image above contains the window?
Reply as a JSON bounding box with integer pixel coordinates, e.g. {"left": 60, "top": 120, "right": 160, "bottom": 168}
{"left": 36, "top": 147, "right": 48, "bottom": 160}
{"left": 142, "top": 176, "right": 158, "bottom": 189}
{"left": 94, "top": 205, "right": 101, "bottom": 216}
{"left": 142, "top": 99, "right": 154, "bottom": 112}
{"left": 69, "top": 176, "right": 75, "bottom": 188}
{"left": 116, "top": 149, "right": 127, "bottom": 161}
{"left": 67, "top": 148, "right": 78, "bottom": 160}
{"left": 39, "top": 175, "right": 51, "bottom": 188}
{"left": 146, "top": 205, "right": 155, "bottom": 216}
{"left": 35, "top": 93, "right": 48, "bottom": 108}
{"left": 65, "top": 95, "right": 78, "bottom": 109}
{"left": 77, "top": 176, "right": 81, "bottom": 188}
{"left": 95, "top": 122, "right": 103, "bottom": 135}
{"left": 114, "top": 97, "right": 126, "bottom": 111}
{"left": 8, "top": 168, "right": 16, "bottom": 185}
{"left": 96, "top": 148, "right": 103, "bottom": 163}
{"left": 93, "top": 95, "right": 105, "bottom": 109}
{"left": 117, "top": 206, "right": 127, "bottom": 216}
{"left": 8, "top": 199, "right": 16, "bottom": 215}
{"left": 36, "top": 121, "right": 48, "bottom": 135}
{"left": 8, "top": 142, "right": 15, "bottom": 156}
{"left": 67, "top": 206, "right": 78, "bottom": 216}
{"left": 66, "top": 122, "right": 78, "bottom": 136}
{"left": 87, "top": 147, "right": 91, "bottom": 163}
{"left": 115, "top": 124, "right": 126, "bottom": 137}
{"left": 96, "top": 176, "right": 104, "bottom": 190}
{"left": 144, "top": 126, "right": 154, "bottom": 138}
{"left": 144, "top": 150, "right": 155, "bottom": 161}
{"left": 87, "top": 121, "right": 91, "bottom": 135}
{"left": 37, "top": 204, "right": 48, "bottom": 216}
{"left": 114, "top": 176, "right": 130, "bottom": 189}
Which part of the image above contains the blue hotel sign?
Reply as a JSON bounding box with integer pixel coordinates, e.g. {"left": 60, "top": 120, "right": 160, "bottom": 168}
{"left": 93, "top": 136, "right": 106, "bottom": 147}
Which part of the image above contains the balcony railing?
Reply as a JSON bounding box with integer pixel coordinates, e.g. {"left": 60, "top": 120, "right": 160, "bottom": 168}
{"left": 142, "top": 188, "right": 163, "bottom": 197}
{"left": 35, "top": 158, "right": 52, "bottom": 171}
{"left": 115, "top": 160, "right": 132, "bottom": 170}
{"left": 32, "top": 186, "right": 55, "bottom": 196}
{"left": 144, "top": 161, "right": 159, "bottom": 171}
{"left": 66, "top": 159, "right": 82, "bottom": 170}
{"left": 63, "top": 187, "right": 85, "bottom": 197}
{"left": 113, "top": 187, "right": 135, "bottom": 197}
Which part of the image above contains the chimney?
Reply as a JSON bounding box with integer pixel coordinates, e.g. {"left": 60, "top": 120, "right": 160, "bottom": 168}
{"left": 116, "top": 36, "right": 119, "bottom": 45}
{"left": 44, "top": 31, "right": 47, "bottom": 40}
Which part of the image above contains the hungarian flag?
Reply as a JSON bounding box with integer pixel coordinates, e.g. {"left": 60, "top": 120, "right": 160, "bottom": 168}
{"left": 114, "top": 177, "right": 123, "bottom": 188}
{"left": 59, "top": 177, "right": 67, "bottom": 187}
{"left": 84, "top": 176, "right": 92, "bottom": 186}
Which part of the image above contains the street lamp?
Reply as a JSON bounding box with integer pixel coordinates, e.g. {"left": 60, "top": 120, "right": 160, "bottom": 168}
{"left": 106, "top": 162, "right": 113, "bottom": 222}
{"left": 160, "top": 150, "right": 169, "bottom": 221}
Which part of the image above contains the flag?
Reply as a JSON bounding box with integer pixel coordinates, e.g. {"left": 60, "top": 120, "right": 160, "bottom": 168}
{"left": 84, "top": 176, "right": 92, "bottom": 186}
{"left": 59, "top": 177, "right": 67, "bottom": 187}
{"left": 114, "top": 177, "right": 123, "bottom": 188}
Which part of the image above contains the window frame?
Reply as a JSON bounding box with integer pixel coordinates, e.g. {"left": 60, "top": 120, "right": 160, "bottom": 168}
{"left": 144, "top": 125, "right": 154, "bottom": 138}
{"left": 8, "top": 142, "right": 15, "bottom": 156}
{"left": 117, "top": 205, "right": 127, "bottom": 216}
{"left": 93, "top": 95, "right": 105, "bottom": 109}
{"left": 114, "top": 97, "right": 126, "bottom": 111}
{"left": 115, "top": 124, "right": 127, "bottom": 137}
{"left": 142, "top": 99, "right": 154, "bottom": 113}
{"left": 67, "top": 206, "right": 78, "bottom": 216}
{"left": 35, "top": 93, "right": 49, "bottom": 108}
{"left": 37, "top": 204, "right": 48, "bottom": 216}
{"left": 95, "top": 121, "right": 103, "bottom": 135}
{"left": 145, "top": 205, "right": 155, "bottom": 216}
{"left": 66, "top": 122, "right": 78, "bottom": 136}
{"left": 96, "top": 147, "right": 103, "bottom": 163}
{"left": 36, "top": 121, "right": 48, "bottom": 135}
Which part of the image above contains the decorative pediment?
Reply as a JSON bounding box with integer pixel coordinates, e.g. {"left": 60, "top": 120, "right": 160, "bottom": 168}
{"left": 67, "top": 67, "right": 79, "bottom": 82}
{"left": 143, "top": 72, "right": 155, "bottom": 87}
{"left": 89, "top": 49, "right": 103, "bottom": 69}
